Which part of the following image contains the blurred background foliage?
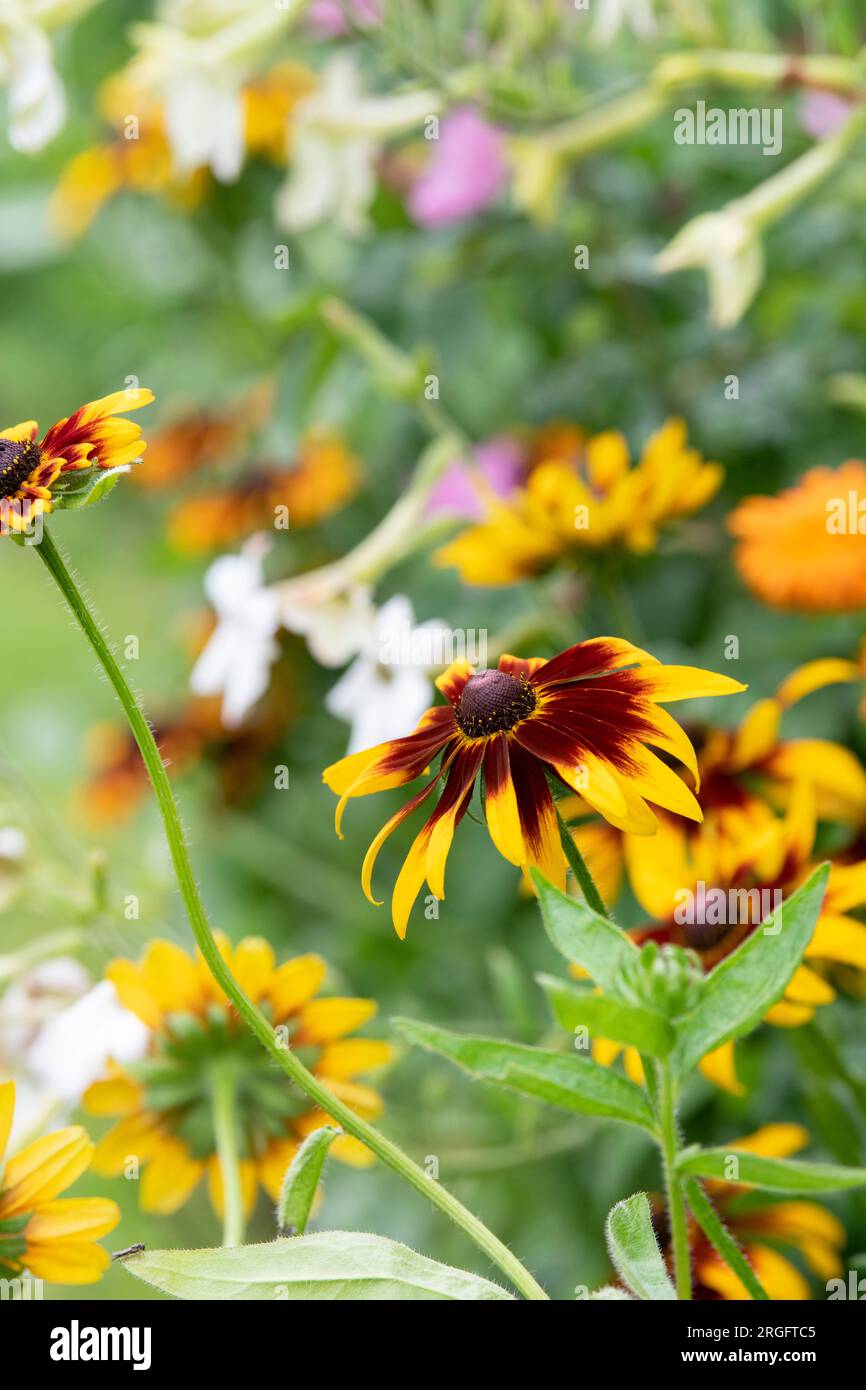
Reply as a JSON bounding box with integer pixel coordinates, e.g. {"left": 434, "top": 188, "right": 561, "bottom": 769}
{"left": 2, "top": 0, "right": 866, "bottom": 1299}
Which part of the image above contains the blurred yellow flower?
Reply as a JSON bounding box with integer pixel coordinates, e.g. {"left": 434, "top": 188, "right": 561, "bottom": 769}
{"left": 435, "top": 418, "right": 722, "bottom": 585}
{"left": 0, "top": 1080, "right": 119, "bottom": 1285}
{"left": 84, "top": 936, "right": 392, "bottom": 1217}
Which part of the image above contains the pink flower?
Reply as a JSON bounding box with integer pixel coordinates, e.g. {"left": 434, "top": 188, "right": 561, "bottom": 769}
{"left": 798, "top": 90, "right": 853, "bottom": 140}
{"left": 426, "top": 436, "right": 525, "bottom": 519}
{"left": 306, "top": 0, "right": 381, "bottom": 39}
{"left": 408, "top": 107, "right": 508, "bottom": 227}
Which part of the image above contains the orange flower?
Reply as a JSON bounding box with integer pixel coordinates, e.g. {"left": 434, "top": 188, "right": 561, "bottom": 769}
{"left": 167, "top": 430, "right": 360, "bottom": 554}
{"left": 728, "top": 461, "right": 866, "bottom": 611}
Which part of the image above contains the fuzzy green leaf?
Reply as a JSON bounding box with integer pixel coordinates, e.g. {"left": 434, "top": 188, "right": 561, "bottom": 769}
{"left": 605, "top": 1193, "right": 676, "bottom": 1301}
{"left": 531, "top": 870, "right": 637, "bottom": 991}
{"left": 679, "top": 1147, "right": 866, "bottom": 1193}
{"left": 276, "top": 1125, "right": 341, "bottom": 1235}
{"left": 672, "top": 864, "right": 829, "bottom": 1073}
{"left": 50, "top": 464, "right": 134, "bottom": 511}
{"left": 684, "top": 1178, "right": 769, "bottom": 1299}
{"left": 122, "top": 1233, "right": 514, "bottom": 1301}
{"left": 537, "top": 973, "right": 675, "bottom": 1056}
{"left": 395, "top": 1017, "right": 655, "bottom": 1131}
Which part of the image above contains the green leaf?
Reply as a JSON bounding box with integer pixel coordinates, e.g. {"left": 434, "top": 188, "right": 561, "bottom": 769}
{"left": 672, "top": 864, "right": 830, "bottom": 1073}
{"left": 531, "top": 870, "right": 637, "bottom": 991}
{"left": 605, "top": 1193, "right": 676, "bottom": 1301}
{"left": 122, "top": 1232, "right": 514, "bottom": 1301}
{"left": 537, "top": 973, "right": 675, "bottom": 1056}
{"left": 679, "top": 1148, "right": 866, "bottom": 1193}
{"left": 589, "top": 1286, "right": 633, "bottom": 1300}
{"left": 51, "top": 463, "right": 134, "bottom": 511}
{"left": 276, "top": 1126, "right": 341, "bottom": 1235}
{"left": 395, "top": 1018, "right": 655, "bottom": 1131}
{"left": 684, "top": 1178, "right": 769, "bottom": 1300}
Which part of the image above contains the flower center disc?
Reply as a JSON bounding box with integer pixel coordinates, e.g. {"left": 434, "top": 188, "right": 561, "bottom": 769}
{"left": 455, "top": 669, "right": 536, "bottom": 738}
{"left": 0, "top": 439, "right": 40, "bottom": 499}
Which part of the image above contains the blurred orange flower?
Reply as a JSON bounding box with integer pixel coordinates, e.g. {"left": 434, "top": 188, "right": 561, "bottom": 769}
{"left": 728, "top": 461, "right": 866, "bottom": 611}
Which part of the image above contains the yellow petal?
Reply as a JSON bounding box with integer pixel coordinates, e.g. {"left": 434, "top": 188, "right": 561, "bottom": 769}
{"left": 91, "top": 1112, "right": 163, "bottom": 1176}
{"left": 105, "top": 958, "right": 162, "bottom": 1029}
{"left": 269, "top": 953, "right": 327, "bottom": 1021}
{"left": 638, "top": 666, "right": 748, "bottom": 702}
{"left": 0, "top": 1079, "right": 14, "bottom": 1168}
{"left": 698, "top": 1041, "right": 744, "bottom": 1095}
{"left": 733, "top": 1123, "right": 809, "bottom": 1159}
{"left": 806, "top": 913, "right": 866, "bottom": 971}
{"left": 24, "top": 1240, "right": 111, "bottom": 1286}
{"left": 315, "top": 1077, "right": 384, "bottom": 1119}
{"left": 295, "top": 997, "right": 377, "bottom": 1045}
{"left": 139, "top": 1138, "right": 204, "bottom": 1214}
{"left": 26, "top": 1197, "right": 120, "bottom": 1243}
{"left": 785, "top": 964, "right": 835, "bottom": 1006}
{"left": 729, "top": 698, "right": 782, "bottom": 770}
{"left": 0, "top": 1128, "right": 93, "bottom": 1217}
{"left": 776, "top": 658, "right": 862, "bottom": 709}
{"left": 83, "top": 1071, "right": 143, "bottom": 1117}
{"left": 141, "top": 938, "right": 203, "bottom": 1015}
{"left": 232, "top": 936, "right": 276, "bottom": 1003}
{"left": 764, "top": 999, "right": 814, "bottom": 1027}
{"left": 316, "top": 1039, "right": 394, "bottom": 1080}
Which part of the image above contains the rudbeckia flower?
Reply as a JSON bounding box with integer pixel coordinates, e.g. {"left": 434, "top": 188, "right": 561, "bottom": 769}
{"left": 679, "top": 1125, "right": 845, "bottom": 1300}
{"left": 728, "top": 461, "right": 866, "bottom": 611}
{"left": 84, "top": 936, "right": 392, "bottom": 1217}
{"left": 435, "top": 418, "right": 722, "bottom": 585}
{"left": 0, "top": 1080, "right": 119, "bottom": 1285}
{"left": 0, "top": 388, "right": 153, "bottom": 533}
{"left": 323, "top": 638, "right": 746, "bottom": 938}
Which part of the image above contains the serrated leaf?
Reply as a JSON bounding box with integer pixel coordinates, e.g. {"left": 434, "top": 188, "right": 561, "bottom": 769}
{"left": 537, "top": 973, "right": 675, "bottom": 1056}
{"left": 276, "top": 1125, "right": 340, "bottom": 1234}
{"left": 672, "top": 865, "right": 829, "bottom": 1074}
{"left": 531, "top": 870, "right": 637, "bottom": 991}
{"left": 395, "top": 1018, "right": 655, "bottom": 1131}
{"left": 51, "top": 464, "right": 133, "bottom": 511}
{"left": 122, "top": 1232, "right": 514, "bottom": 1301}
{"left": 679, "top": 1147, "right": 866, "bottom": 1193}
{"left": 605, "top": 1193, "right": 676, "bottom": 1301}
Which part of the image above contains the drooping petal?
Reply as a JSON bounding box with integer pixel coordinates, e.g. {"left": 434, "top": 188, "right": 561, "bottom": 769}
{"left": 425, "top": 742, "right": 484, "bottom": 898}
{"left": 508, "top": 742, "right": 565, "bottom": 891}
{"left": 483, "top": 733, "right": 525, "bottom": 866}
{"left": 361, "top": 769, "right": 445, "bottom": 905}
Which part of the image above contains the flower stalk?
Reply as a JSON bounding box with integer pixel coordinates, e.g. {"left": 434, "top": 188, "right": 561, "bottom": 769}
{"left": 211, "top": 1064, "right": 245, "bottom": 1248}
{"left": 656, "top": 1059, "right": 692, "bottom": 1300}
{"left": 34, "top": 525, "right": 548, "bottom": 1302}
{"left": 556, "top": 806, "right": 610, "bottom": 919}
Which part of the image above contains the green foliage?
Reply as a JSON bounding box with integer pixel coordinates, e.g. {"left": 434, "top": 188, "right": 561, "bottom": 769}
{"left": 605, "top": 1193, "right": 676, "bottom": 1301}
{"left": 276, "top": 1126, "right": 341, "bottom": 1235}
{"left": 122, "top": 1233, "right": 515, "bottom": 1301}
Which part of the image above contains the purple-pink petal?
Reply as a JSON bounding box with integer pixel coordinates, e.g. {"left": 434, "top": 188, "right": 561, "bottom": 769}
{"left": 408, "top": 107, "right": 509, "bottom": 227}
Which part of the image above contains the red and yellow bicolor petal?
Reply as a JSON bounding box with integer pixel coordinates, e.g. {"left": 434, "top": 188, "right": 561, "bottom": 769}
{"left": 40, "top": 388, "right": 154, "bottom": 471}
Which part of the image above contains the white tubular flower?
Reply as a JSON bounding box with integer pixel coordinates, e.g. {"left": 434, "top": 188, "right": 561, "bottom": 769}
{"left": 279, "top": 580, "right": 377, "bottom": 669}
{"left": 125, "top": 0, "right": 304, "bottom": 181}
{"left": 0, "top": 0, "right": 97, "bottom": 153}
{"left": 276, "top": 56, "right": 438, "bottom": 234}
{"left": 325, "top": 595, "right": 451, "bottom": 754}
{"left": 190, "top": 536, "right": 281, "bottom": 728}
{"left": 653, "top": 208, "right": 764, "bottom": 329}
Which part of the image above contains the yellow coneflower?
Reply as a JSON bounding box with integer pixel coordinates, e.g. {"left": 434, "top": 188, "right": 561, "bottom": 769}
{"left": 166, "top": 429, "right": 361, "bottom": 554}
{"left": 324, "top": 638, "right": 745, "bottom": 938}
{"left": 683, "top": 1125, "right": 845, "bottom": 1300}
{"left": 0, "top": 390, "right": 153, "bottom": 534}
{"left": 0, "top": 1081, "right": 119, "bottom": 1285}
{"left": 84, "top": 936, "right": 392, "bottom": 1217}
{"left": 435, "top": 419, "right": 722, "bottom": 585}
{"left": 728, "top": 461, "right": 866, "bottom": 612}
